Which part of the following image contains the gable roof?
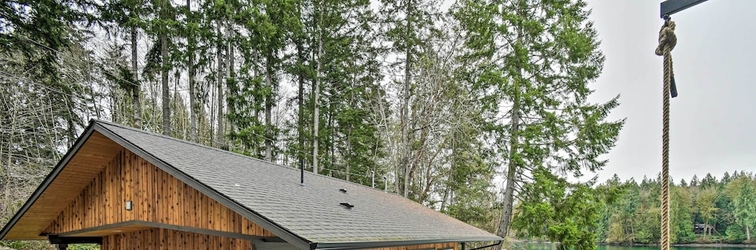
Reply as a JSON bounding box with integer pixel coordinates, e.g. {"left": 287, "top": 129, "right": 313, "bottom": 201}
{"left": 1, "top": 120, "right": 502, "bottom": 249}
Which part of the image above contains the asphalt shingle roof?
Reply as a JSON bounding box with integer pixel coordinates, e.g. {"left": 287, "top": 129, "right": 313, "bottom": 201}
{"left": 97, "top": 121, "right": 502, "bottom": 245}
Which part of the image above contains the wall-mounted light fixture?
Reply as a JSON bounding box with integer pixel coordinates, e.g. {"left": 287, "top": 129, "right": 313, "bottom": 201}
{"left": 125, "top": 200, "right": 133, "bottom": 211}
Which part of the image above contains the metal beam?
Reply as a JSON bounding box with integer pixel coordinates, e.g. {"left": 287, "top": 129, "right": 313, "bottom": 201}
{"left": 660, "top": 0, "right": 709, "bottom": 18}
{"left": 55, "top": 220, "right": 283, "bottom": 242}
{"left": 48, "top": 235, "right": 102, "bottom": 244}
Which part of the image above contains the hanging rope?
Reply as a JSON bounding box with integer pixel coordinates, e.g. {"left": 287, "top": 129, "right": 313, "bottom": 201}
{"left": 655, "top": 17, "right": 676, "bottom": 250}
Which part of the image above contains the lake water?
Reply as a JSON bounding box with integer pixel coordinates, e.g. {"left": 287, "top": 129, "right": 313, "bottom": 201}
{"left": 511, "top": 243, "right": 755, "bottom": 250}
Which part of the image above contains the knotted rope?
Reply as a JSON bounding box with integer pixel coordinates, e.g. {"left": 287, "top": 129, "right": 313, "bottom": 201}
{"left": 655, "top": 18, "right": 676, "bottom": 250}
{"left": 656, "top": 19, "right": 678, "bottom": 98}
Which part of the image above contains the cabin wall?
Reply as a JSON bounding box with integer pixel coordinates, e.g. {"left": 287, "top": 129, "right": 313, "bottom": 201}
{"left": 44, "top": 149, "right": 275, "bottom": 237}
{"left": 101, "top": 227, "right": 252, "bottom": 250}
{"left": 102, "top": 228, "right": 457, "bottom": 250}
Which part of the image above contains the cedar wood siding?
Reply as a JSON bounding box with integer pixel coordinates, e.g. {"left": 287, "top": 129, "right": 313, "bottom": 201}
{"left": 43, "top": 149, "right": 275, "bottom": 237}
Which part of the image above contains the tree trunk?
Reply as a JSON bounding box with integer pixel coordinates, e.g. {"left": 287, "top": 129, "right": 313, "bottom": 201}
{"left": 440, "top": 186, "right": 450, "bottom": 211}
{"left": 329, "top": 112, "right": 334, "bottom": 173}
{"left": 296, "top": 37, "right": 305, "bottom": 169}
{"left": 215, "top": 21, "right": 224, "bottom": 148}
{"left": 64, "top": 95, "right": 76, "bottom": 147}
{"left": 109, "top": 88, "right": 118, "bottom": 122}
{"left": 497, "top": 96, "right": 520, "bottom": 241}
{"left": 187, "top": 0, "right": 196, "bottom": 142}
{"left": 747, "top": 226, "right": 751, "bottom": 242}
{"left": 88, "top": 75, "right": 100, "bottom": 119}
{"left": 407, "top": 115, "right": 429, "bottom": 199}
{"left": 400, "top": 0, "right": 413, "bottom": 198}
{"left": 226, "top": 21, "right": 234, "bottom": 149}
{"left": 345, "top": 126, "right": 352, "bottom": 181}
{"left": 264, "top": 49, "right": 274, "bottom": 161}
{"left": 497, "top": 68, "right": 522, "bottom": 241}
{"left": 5, "top": 109, "right": 16, "bottom": 174}
{"left": 312, "top": 21, "right": 322, "bottom": 174}
{"left": 441, "top": 140, "right": 456, "bottom": 212}
{"left": 209, "top": 80, "right": 215, "bottom": 144}
{"left": 344, "top": 69, "right": 357, "bottom": 182}
{"left": 173, "top": 71, "right": 180, "bottom": 136}
{"left": 495, "top": 21, "right": 529, "bottom": 244}
{"left": 251, "top": 50, "right": 260, "bottom": 155}
{"left": 131, "top": 26, "right": 141, "bottom": 129}
{"left": 160, "top": 32, "right": 170, "bottom": 136}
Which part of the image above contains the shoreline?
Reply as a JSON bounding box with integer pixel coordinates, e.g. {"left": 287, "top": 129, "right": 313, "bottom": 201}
{"left": 601, "top": 243, "right": 756, "bottom": 248}
{"left": 511, "top": 241, "right": 756, "bottom": 248}
{"left": 672, "top": 243, "right": 756, "bottom": 248}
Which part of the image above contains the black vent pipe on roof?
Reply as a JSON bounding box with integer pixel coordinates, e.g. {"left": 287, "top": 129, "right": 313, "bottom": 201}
{"left": 300, "top": 158, "right": 304, "bottom": 186}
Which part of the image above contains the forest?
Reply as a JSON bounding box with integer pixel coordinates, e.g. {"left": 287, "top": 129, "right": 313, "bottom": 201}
{"left": 593, "top": 172, "right": 756, "bottom": 245}
{"left": 5, "top": 0, "right": 745, "bottom": 249}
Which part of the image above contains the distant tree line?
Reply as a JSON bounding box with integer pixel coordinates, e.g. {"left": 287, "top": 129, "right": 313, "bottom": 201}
{"left": 560, "top": 172, "right": 756, "bottom": 245}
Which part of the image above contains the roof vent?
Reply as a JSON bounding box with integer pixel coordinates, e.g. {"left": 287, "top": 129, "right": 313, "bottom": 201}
{"left": 340, "top": 202, "right": 354, "bottom": 209}
{"left": 339, "top": 188, "right": 347, "bottom": 193}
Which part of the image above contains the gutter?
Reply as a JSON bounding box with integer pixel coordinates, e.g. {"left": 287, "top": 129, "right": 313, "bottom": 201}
{"left": 311, "top": 237, "right": 503, "bottom": 250}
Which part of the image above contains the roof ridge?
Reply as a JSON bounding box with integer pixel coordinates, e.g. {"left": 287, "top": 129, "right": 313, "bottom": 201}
{"left": 91, "top": 119, "right": 396, "bottom": 194}
{"left": 93, "top": 119, "right": 293, "bottom": 167}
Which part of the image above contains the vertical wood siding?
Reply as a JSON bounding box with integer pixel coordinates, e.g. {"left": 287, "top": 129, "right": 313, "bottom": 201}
{"left": 43, "top": 149, "right": 275, "bottom": 237}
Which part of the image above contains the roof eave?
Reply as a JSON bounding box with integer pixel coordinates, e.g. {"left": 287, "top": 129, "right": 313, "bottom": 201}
{"left": 92, "top": 122, "right": 313, "bottom": 250}
{"left": 0, "top": 120, "right": 98, "bottom": 240}
{"left": 311, "top": 237, "right": 504, "bottom": 250}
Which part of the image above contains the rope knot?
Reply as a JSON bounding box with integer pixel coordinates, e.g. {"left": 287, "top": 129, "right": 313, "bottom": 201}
{"left": 655, "top": 20, "right": 677, "bottom": 56}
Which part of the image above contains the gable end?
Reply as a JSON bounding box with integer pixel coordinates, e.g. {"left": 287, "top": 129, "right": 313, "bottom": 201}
{"left": 92, "top": 123, "right": 312, "bottom": 249}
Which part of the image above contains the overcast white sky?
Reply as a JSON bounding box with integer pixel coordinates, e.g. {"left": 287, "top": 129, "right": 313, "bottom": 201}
{"left": 584, "top": 0, "right": 756, "bottom": 183}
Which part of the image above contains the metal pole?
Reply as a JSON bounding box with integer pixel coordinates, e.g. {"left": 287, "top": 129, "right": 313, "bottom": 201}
{"left": 371, "top": 171, "right": 375, "bottom": 188}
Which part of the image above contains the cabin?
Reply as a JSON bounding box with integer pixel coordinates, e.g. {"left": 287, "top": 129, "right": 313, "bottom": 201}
{"left": 694, "top": 224, "right": 715, "bottom": 234}
{"left": 0, "top": 120, "right": 502, "bottom": 250}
